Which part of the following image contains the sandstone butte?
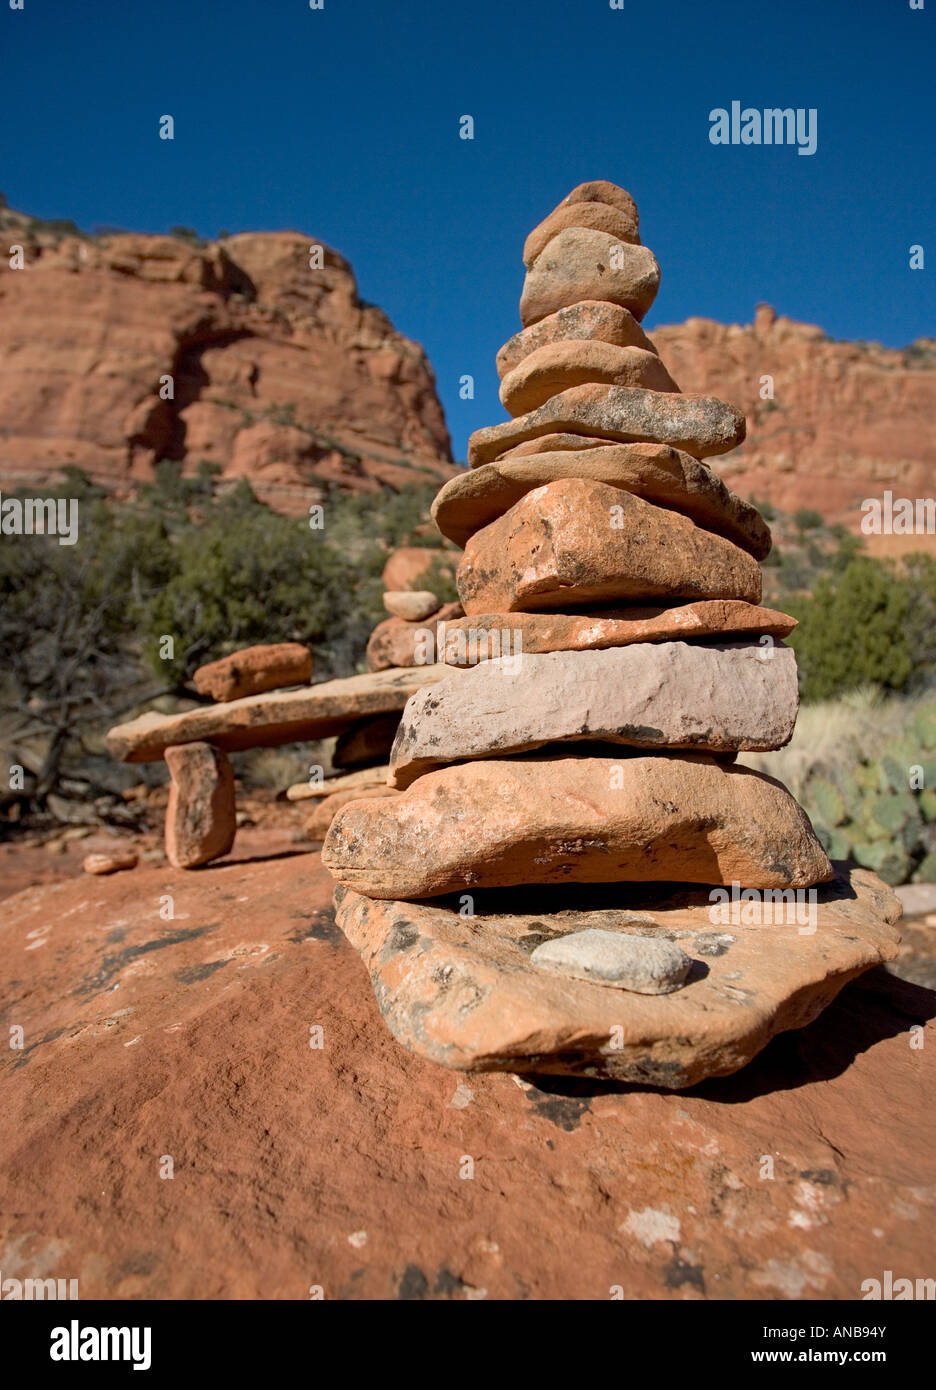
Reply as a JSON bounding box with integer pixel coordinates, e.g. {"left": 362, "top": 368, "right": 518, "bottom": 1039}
{"left": 321, "top": 754, "right": 834, "bottom": 898}
{"left": 456, "top": 478, "right": 763, "bottom": 614}
{"left": 649, "top": 303, "right": 936, "bottom": 545}
{"left": 439, "top": 600, "right": 796, "bottom": 664}
{"left": 1, "top": 206, "right": 931, "bottom": 540}
{"left": 0, "top": 846, "right": 930, "bottom": 1299}
{"left": 0, "top": 206, "right": 455, "bottom": 509}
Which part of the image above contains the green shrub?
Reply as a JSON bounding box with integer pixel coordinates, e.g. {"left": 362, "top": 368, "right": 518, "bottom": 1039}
{"left": 787, "top": 556, "right": 919, "bottom": 701}
{"left": 750, "top": 496, "right": 777, "bottom": 522}
{"left": 0, "top": 467, "right": 453, "bottom": 809}
{"left": 170, "top": 225, "right": 204, "bottom": 244}
{"left": 793, "top": 508, "right": 824, "bottom": 533}
{"left": 416, "top": 553, "right": 460, "bottom": 606}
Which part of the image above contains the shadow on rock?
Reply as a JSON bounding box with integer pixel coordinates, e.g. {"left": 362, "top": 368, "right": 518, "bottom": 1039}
{"left": 521, "top": 967, "right": 936, "bottom": 1104}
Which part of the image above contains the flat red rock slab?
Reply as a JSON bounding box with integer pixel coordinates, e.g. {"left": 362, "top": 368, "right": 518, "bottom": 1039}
{"left": 467, "top": 383, "right": 746, "bottom": 467}
{"left": 0, "top": 847, "right": 930, "bottom": 1299}
{"left": 440, "top": 601, "right": 795, "bottom": 664}
{"left": 323, "top": 753, "right": 833, "bottom": 897}
{"left": 334, "top": 865, "right": 902, "bottom": 1087}
{"left": 106, "top": 665, "right": 449, "bottom": 762}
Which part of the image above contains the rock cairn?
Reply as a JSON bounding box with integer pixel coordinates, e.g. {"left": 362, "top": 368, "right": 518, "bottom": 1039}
{"left": 107, "top": 640, "right": 449, "bottom": 865}
{"left": 293, "top": 559, "right": 465, "bottom": 838}
{"left": 322, "top": 180, "right": 901, "bottom": 1086}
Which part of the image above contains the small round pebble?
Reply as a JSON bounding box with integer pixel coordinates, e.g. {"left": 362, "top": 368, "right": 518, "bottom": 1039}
{"left": 530, "top": 928, "right": 691, "bottom": 994}
{"left": 382, "top": 590, "right": 440, "bottom": 622}
{"left": 83, "top": 851, "right": 139, "bottom": 876}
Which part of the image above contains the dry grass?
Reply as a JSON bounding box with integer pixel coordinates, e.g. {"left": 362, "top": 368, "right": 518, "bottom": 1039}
{"left": 738, "top": 686, "right": 926, "bottom": 801}
{"left": 234, "top": 742, "right": 332, "bottom": 791}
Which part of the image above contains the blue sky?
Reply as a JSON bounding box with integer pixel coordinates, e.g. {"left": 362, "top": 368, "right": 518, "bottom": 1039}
{"left": 2, "top": 0, "right": 933, "bottom": 460}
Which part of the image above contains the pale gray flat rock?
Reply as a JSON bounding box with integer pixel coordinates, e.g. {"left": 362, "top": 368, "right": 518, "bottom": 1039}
{"left": 389, "top": 640, "right": 798, "bottom": 788}
{"left": 531, "top": 928, "right": 691, "bottom": 994}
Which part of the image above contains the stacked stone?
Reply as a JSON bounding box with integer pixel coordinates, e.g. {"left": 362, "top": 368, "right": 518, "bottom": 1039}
{"left": 168, "top": 642, "right": 313, "bottom": 868}
{"left": 106, "top": 641, "right": 449, "bottom": 865}
{"left": 296, "top": 568, "right": 465, "bottom": 838}
{"left": 322, "top": 182, "right": 902, "bottom": 1087}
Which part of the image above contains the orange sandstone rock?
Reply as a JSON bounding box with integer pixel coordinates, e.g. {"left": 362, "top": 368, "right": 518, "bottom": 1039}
{"left": 322, "top": 753, "right": 833, "bottom": 898}
{"left": 366, "top": 603, "right": 464, "bottom": 671}
{"left": 560, "top": 179, "right": 640, "bottom": 219}
{"left": 456, "top": 478, "right": 763, "bottom": 614}
{"left": 440, "top": 601, "right": 796, "bottom": 664}
{"left": 381, "top": 547, "right": 455, "bottom": 591}
{"left": 164, "top": 742, "right": 236, "bottom": 869}
{"left": 304, "top": 786, "right": 399, "bottom": 841}
{"left": 523, "top": 200, "right": 640, "bottom": 268}
{"left": 499, "top": 341, "right": 679, "bottom": 416}
{"left": 194, "top": 643, "right": 311, "bottom": 702}
{"left": 519, "top": 228, "right": 660, "bottom": 326}
{"left": 496, "top": 301, "right": 658, "bottom": 379}
{"left": 433, "top": 441, "right": 770, "bottom": 557}
{"left": 82, "top": 850, "right": 139, "bottom": 876}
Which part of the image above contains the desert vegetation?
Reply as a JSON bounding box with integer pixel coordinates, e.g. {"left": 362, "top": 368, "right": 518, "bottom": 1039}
{"left": 0, "top": 467, "right": 452, "bottom": 824}
{"left": 1, "top": 468, "right": 933, "bottom": 881}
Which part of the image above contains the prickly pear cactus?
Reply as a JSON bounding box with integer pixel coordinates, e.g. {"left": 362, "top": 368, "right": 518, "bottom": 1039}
{"left": 800, "top": 701, "right": 936, "bottom": 885}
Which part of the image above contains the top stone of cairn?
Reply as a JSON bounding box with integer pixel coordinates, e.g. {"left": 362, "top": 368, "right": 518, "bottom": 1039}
{"left": 518, "top": 181, "right": 658, "bottom": 326}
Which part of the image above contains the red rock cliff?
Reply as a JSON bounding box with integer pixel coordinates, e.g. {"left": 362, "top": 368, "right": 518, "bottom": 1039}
{"left": 651, "top": 304, "right": 936, "bottom": 536}
{"left": 0, "top": 207, "right": 455, "bottom": 511}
